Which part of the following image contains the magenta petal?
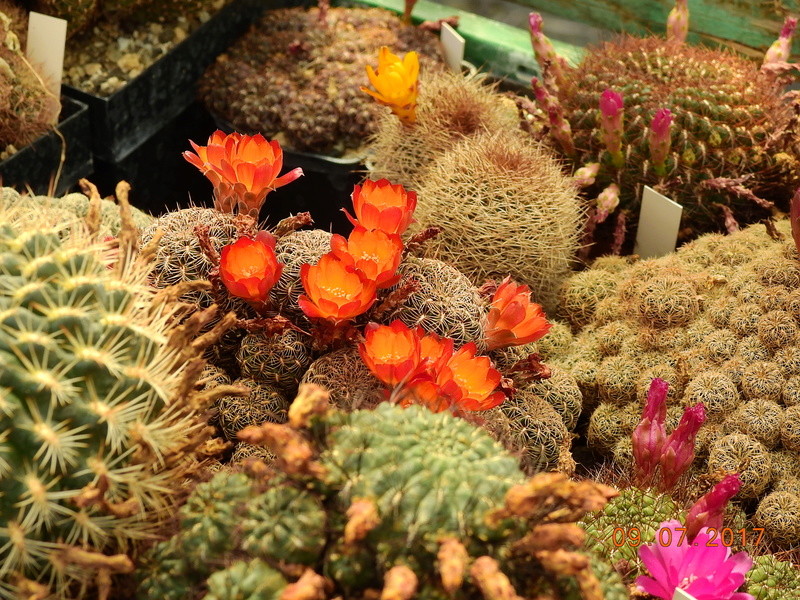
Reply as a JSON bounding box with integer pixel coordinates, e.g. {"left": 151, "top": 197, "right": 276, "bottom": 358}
{"left": 636, "top": 575, "right": 673, "bottom": 600}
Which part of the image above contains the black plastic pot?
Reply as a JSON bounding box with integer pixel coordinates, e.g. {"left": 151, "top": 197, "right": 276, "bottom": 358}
{"left": 0, "top": 96, "right": 92, "bottom": 196}
{"left": 62, "top": 0, "right": 265, "bottom": 163}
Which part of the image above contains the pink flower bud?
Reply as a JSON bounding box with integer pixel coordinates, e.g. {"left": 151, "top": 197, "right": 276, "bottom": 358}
{"left": 528, "top": 13, "right": 568, "bottom": 91}
{"left": 532, "top": 77, "right": 575, "bottom": 155}
{"left": 594, "top": 183, "right": 620, "bottom": 224}
{"left": 574, "top": 162, "right": 600, "bottom": 188}
{"left": 685, "top": 474, "right": 742, "bottom": 541}
{"left": 763, "top": 16, "right": 798, "bottom": 67}
{"left": 658, "top": 402, "right": 707, "bottom": 491}
{"left": 648, "top": 108, "right": 673, "bottom": 175}
{"left": 632, "top": 378, "right": 669, "bottom": 488}
{"left": 666, "top": 0, "right": 689, "bottom": 43}
{"left": 599, "top": 89, "right": 624, "bottom": 167}
{"left": 528, "top": 12, "right": 543, "bottom": 35}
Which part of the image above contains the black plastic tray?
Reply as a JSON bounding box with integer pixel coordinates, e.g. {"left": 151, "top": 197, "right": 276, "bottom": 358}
{"left": 62, "top": 0, "right": 265, "bottom": 163}
{"left": 0, "top": 96, "right": 92, "bottom": 196}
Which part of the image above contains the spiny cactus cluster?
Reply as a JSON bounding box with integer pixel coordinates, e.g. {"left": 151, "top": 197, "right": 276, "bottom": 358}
{"left": 198, "top": 6, "right": 443, "bottom": 154}
{"left": 529, "top": 27, "right": 800, "bottom": 248}
{"left": 0, "top": 193, "right": 220, "bottom": 599}
{"left": 137, "top": 387, "right": 619, "bottom": 600}
{"left": 549, "top": 218, "right": 800, "bottom": 547}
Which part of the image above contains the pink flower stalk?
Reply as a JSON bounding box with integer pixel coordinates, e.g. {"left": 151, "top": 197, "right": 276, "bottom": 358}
{"left": 574, "top": 162, "right": 600, "bottom": 188}
{"left": 658, "top": 402, "right": 707, "bottom": 491}
{"left": 594, "top": 183, "right": 620, "bottom": 224}
{"left": 637, "top": 520, "right": 755, "bottom": 600}
{"left": 666, "top": 0, "right": 689, "bottom": 43}
{"left": 403, "top": 0, "right": 417, "bottom": 24}
{"left": 531, "top": 77, "right": 575, "bottom": 155}
{"left": 632, "top": 378, "right": 669, "bottom": 488}
{"left": 685, "top": 474, "right": 742, "bottom": 541}
{"left": 528, "top": 13, "right": 568, "bottom": 90}
{"left": 599, "top": 89, "right": 625, "bottom": 168}
{"left": 648, "top": 109, "right": 673, "bottom": 176}
{"left": 791, "top": 187, "right": 800, "bottom": 256}
{"left": 763, "top": 16, "right": 798, "bottom": 67}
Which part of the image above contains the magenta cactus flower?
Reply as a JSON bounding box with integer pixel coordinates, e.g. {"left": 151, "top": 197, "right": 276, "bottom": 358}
{"left": 632, "top": 378, "right": 669, "bottom": 487}
{"left": 637, "top": 520, "right": 755, "bottom": 600}
{"left": 648, "top": 109, "right": 673, "bottom": 176}
{"left": 599, "top": 89, "right": 624, "bottom": 167}
{"left": 763, "top": 16, "right": 798, "bottom": 68}
{"left": 528, "top": 13, "right": 568, "bottom": 90}
{"left": 574, "top": 162, "right": 600, "bottom": 188}
{"left": 685, "top": 474, "right": 742, "bottom": 541}
{"left": 531, "top": 77, "right": 575, "bottom": 155}
{"left": 666, "top": 0, "right": 689, "bottom": 43}
{"left": 658, "top": 402, "right": 707, "bottom": 491}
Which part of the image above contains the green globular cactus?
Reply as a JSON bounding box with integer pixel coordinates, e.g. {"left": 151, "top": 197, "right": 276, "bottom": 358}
{"left": 746, "top": 554, "right": 800, "bottom": 600}
{"left": 203, "top": 559, "right": 288, "bottom": 600}
{"left": 214, "top": 378, "right": 288, "bottom": 441}
{"left": 0, "top": 204, "right": 208, "bottom": 598}
{"left": 138, "top": 391, "right": 619, "bottom": 600}
{"left": 533, "top": 34, "right": 800, "bottom": 248}
{"left": 236, "top": 329, "right": 314, "bottom": 394}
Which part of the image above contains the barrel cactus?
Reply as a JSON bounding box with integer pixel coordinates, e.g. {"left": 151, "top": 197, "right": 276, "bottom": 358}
{"left": 137, "top": 385, "right": 618, "bottom": 600}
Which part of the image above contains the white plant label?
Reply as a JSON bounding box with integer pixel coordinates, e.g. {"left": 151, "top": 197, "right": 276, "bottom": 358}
{"left": 26, "top": 12, "right": 67, "bottom": 97}
{"left": 634, "top": 185, "right": 683, "bottom": 259}
{"left": 672, "top": 589, "right": 698, "bottom": 600}
{"left": 440, "top": 22, "right": 465, "bottom": 72}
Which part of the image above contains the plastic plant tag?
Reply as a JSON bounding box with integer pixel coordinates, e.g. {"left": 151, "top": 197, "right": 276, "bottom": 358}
{"left": 26, "top": 12, "right": 67, "bottom": 97}
{"left": 672, "top": 589, "right": 697, "bottom": 600}
{"left": 634, "top": 185, "right": 683, "bottom": 259}
{"left": 440, "top": 22, "right": 465, "bottom": 72}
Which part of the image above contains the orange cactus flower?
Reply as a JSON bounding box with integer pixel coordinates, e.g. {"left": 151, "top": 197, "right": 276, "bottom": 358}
{"left": 298, "top": 253, "right": 377, "bottom": 323}
{"left": 359, "top": 320, "right": 423, "bottom": 387}
{"left": 183, "top": 130, "right": 303, "bottom": 218}
{"left": 330, "top": 226, "right": 404, "bottom": 289}
{"left": 399, "top": 375, "right": 452, "bottom": 413}
{"left": 436, "top": 343, "right": 505, "bottom": 411}
{"left": 347, "top": 179, "right": 417, "bottom": 235}
{"left": 419, "top": 331, "right": 454, "bottom": 374}
{"left": 361, "top": 46, "right": 419, "bottom": 124}
{"left": 219, "top": 231, "right": 283, "bottom": 304}
{"left": 485, "top": 276, "right": 552, "bottom": 351}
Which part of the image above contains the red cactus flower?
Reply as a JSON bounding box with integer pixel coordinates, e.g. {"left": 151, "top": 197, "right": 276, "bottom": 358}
{"left": 219, "top": 231, "right": 283, "bottom": 304}
{"left": 359, "top": 320, "right": 422, "bottom": 387}
{"left": 648, "top": 109, "right": 673, "bottom": 175}
{"left": 485, "top": 276, "right": 551, "bottom": 351}
{"left": 347, "top": 179, "right": 417, "bottom": 235}
{"left": 436, "top": 342, "right": 504, "bottom": 411}
{"left": 599, "top": 89, "right": 624, "bottom": 167}
{"left": 298, "top": 253, "right": 377, "bottom": 323}
{"left": 183, "top": 131, "right": 303, "bottom": 218}
{"left": 632, "top": 378, "right": 669, "bottom": 488}
{"left": 658, "top": 402, "right": 707, "bottom": 491}
{"left": 685, "top": 474, "right": 742, "bottom": 541}
{"left": 330, "top": 226, "right": 404, "bottom": 289}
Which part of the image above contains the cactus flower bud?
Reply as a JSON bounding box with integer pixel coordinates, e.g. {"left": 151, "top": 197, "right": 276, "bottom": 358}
{"left": 666, "top": 0, "right": 689, "bottom": 43}
{"left": 648, "top": 108, "right": 673, "bottom": 176}
{"left": 763, "top": 16, "right": 798, "bottom": 68}
{"left": 528, "top": 13, "right": 568, "bottom": 90}
{"left": 532, "top": 77, "right": 575, "bottom": 155}
{"left": 574, "top": 162, "right": 600, "bottom": 188}
{"left": 791, "top": 187, "right": 800, "bottom": 256}
{"left": 632, "top": 378, "right": 669, "bottom": 488}
{"left": 599, "top": 89, "right": 624, "bottom": 168}
{"left": 685, "top": 474, "right": 742, "bottom": 541}
{"left": 403, "top": 0, "right": 417, "bottom": 24}
{"left": 658, "top": 402, "right": 707, "bottom": 491}
{"left": 594, "top": 183, "right": 620, "bottom": 224}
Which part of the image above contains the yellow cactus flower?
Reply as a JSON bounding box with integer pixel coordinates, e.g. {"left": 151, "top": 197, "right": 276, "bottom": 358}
{"left": 361, "top": 46, "right": 419, "bottom": 124}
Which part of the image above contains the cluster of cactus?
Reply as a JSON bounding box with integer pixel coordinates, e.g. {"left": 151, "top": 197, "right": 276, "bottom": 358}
{"left": 0, "top": 9, "right": 58, "bottom": 157}
{"left": 137, "top": 386, "right": 621, "bottom": 600}
{"left": 0, "top": 188, "right": 227, "bottom": 599}
{"left": 198, "top": 6, "right": 443, "bottom": 154}
{"left": 548, "top": 218, "right": 800, "bottom": 547}
{"left": 527, "top": 13, "right": 800, "bottom": 250}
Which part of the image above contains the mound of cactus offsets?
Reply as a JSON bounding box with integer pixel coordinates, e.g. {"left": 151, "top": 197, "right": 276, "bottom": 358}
{"left": 198, "top": 6, "right": 442, "bottom": 155}
{"left": 0, "top": 185, "right": 235, "bottom": 600}
{"left": 0, "top": 9, "right": 58, "bottom": 158}
{"left": 137, "top": 385, "right": 619, "bottom": 600}
{"left": 527, "top": 9, "right": 800, "bottom": 250}
{"left": 552, "top": 217, "right": 800, "bottom": 546}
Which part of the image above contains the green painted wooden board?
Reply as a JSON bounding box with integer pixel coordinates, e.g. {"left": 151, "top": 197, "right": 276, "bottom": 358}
{"left": 510, "top": 0, "right": 797, "bottom": 59}
{"left": 343, "top": 0, "right": 585, "bottom": 85}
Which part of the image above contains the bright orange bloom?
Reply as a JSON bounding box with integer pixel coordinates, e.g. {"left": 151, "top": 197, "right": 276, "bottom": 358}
{"left": 399, "top": 375, "right": 452, "bottom": 413}
{"left": 485, "top": 276, "right": 552, "bottom": 351}
{"left": 347, "top": 179, "right": 417, "bottom": 235}
{"left": 436, "top": 343, "right": 504, "bottom": 411}
{"left": 219, "top": 231, "right": 283, "bottom": 304}
{"left": 298, "top": 253, "right": 377, "bottom": 323}
{"left": 183, "top": 131, "right": 303, "bottom": 218}
{"left": 361, "top": 46, "right": 419, "bottom": 124}
{"left": 330, "top": 226, "right": 403, "bottom": 288}
{"left": 419, "top": 331, "right": 454, "bottom": 373}
{"left": 359, "top": 320, "right": 422, "bottom": 387}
